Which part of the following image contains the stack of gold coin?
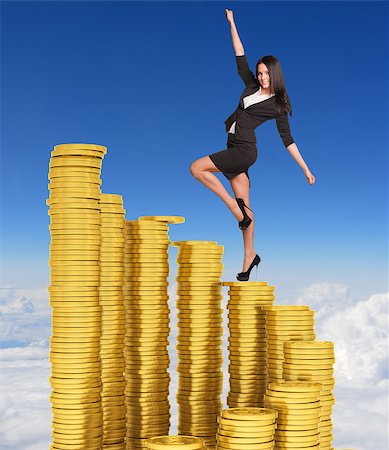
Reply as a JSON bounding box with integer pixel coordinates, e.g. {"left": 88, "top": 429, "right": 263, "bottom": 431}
{"left": 47, "top": 143, "right": 107, "bottom": 450}
{"left": 172, "top": 240, "right": 224, "bottom": 448}
{"left": 123, "top": 216, "right": 184, "bottom": 450}
{"left": 144, "top": 435, "right": 207, "bottom": 449}
{"left": 283, "top": 341, "right": 336, "bottom": 450}
{"left": 99, "top": 193, "right": 126, "bottom": 448}
{"left": 222, "top": 282, "right": 276, "bottom": 408}
{"left": 264, "top": 381, "right": 322, "bottom": 449}
{"left": 263, "top": 306, "right": 316, "bottom": 382}
{"left": 216, "top": 407, "right": 278, "bottom": 449}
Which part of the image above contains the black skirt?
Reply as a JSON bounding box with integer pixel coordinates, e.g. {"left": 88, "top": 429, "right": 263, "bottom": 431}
{"left": 208, "top": 132, "right": 258, "bottom": 187}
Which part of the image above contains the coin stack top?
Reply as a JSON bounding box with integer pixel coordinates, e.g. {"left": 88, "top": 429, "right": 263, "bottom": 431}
{"left": 144, "top": 435, "right": 207, "bottom": 449}
{"left": 217, "top": 407, "right": 278, "bottom": 450}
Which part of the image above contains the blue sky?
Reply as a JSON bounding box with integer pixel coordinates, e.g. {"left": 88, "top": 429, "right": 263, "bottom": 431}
{"left": 1, "top": 1, "right": 388, "bottom": 299}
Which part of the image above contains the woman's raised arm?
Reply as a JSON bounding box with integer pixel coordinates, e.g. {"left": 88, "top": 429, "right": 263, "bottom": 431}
{"left": 225, "top": 9, "right": 257, "bottom": 87}
{"left": 225, "top": 9, "right": 244, "bottom": 56}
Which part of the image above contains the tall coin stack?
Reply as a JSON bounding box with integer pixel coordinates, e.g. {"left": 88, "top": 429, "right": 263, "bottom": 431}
{"left": 99, "top": 193, "right": 126, "bottom": 448}
{"left": 172, "top": 241, "right": 224, "bottom": 449}
{"left": 144, "top": 435, "right": 207, "bottom": 449}
{"left": 263, "top": 306, "right": 316, "bottom": 383}
{"left": 283, "top": 341, "right": 336, "bottom": 450}
{"left": 47, "top": 143, "right": 107, "bottom": 450}
{"left": 216, "top": 407, "right": 278, "bottom": 450}
{"left": 222, "top": 281, "right": 275, "bottom": 408}
{"left": 264, "top": 381, "right": 322, "bottom": 449}
{"left": 123, "top": 216, "right": 184, "bottom": 450}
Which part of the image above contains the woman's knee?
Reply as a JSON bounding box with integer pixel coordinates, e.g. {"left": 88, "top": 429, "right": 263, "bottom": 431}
{"left": 189, "top": 160, "right": 201, "bottom": 178}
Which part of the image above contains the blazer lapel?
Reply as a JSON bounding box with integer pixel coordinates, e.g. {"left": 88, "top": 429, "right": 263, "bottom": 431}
{"left": 239, "top": 83, "right": 260, "bottom": 107}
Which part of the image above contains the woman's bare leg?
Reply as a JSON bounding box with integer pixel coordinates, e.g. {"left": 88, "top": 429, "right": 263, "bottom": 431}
{"left": 190, "top": 156, "right": 245, "bottom": 222}
{"left": 229, "top": 173, "right": 256, "bottom": 273}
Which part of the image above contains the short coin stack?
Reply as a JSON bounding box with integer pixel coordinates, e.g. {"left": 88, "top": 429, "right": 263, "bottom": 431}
{"left": 123, "top": 216, "right": 184, "bottom": 450}
{"left": 263, "top": 306, "right": 316, "bottom": 382}
{"left": 99, "top": 193, "right": 126, "bottom": 448}
{"left": 222, "top": 281, "right": 275, "bottom": 408}
{"left": 265, "top": 381, "right": 322, "bottom": 449}
{"left": 172, "top": 241, "right": 224, "bottom": 448}
{"left": 144, "top": 435, "right": 207, "bottom": 449}
{"left": 216, "top": 407, "right": 278, "bottom": 450}
{"left": 47, "top": 143, "right": 107, "bottom": 450}
{"left": 283, "top": 341, "right": 336, "bottom": 450}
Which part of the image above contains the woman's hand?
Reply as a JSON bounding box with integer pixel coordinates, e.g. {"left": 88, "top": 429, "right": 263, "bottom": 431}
{"left": 225, "top": 8, "right": 234, "bottom": 24}
{"left": 304, "top": 168, "right": 316, "bottom": 185}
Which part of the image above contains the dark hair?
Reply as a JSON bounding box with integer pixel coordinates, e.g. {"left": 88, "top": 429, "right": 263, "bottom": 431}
{"left": 255, "top": 55, "right": 292, "bottom": 117}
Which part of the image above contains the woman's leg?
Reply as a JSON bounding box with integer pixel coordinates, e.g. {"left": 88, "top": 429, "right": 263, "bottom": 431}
{"left": 190, "top": 156, "right": 244, "bottom": 222}
{"left": 229, "top": 173, "right": 256, "bottom": 273}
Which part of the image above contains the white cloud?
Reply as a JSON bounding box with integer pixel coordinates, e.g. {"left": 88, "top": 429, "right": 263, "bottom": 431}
{"left": 0, "top": 288, "right": 51, "bottom": 347}
{"left": 0, "top": 346, "right": 51, "bottom": 450}
{"left": 295, "top": 284, "right": 389, "bottom": 386}
{"left": 295, "top": 284, "right": 389, "bottom": 449}
{"left": 0, "top": 284, "right": 388, "bottom": 449}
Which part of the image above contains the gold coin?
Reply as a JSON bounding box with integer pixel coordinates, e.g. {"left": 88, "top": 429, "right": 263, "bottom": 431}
{"left": 49, "top": 215, "right": 101, "bottom": 222}
{"left": 53, "top": 143, "right": 106, "bottom": 153}
{"left": 176, "top": 255, "right": 223, "bottom": 262}
{"left": 46, "top": 203, "right": 100, "bottom": 212}
{"left": 49, "top": 156, "right": 103, "bottom": 167}
{"left": 177, "top": 272, "right": 223, "bottom": 278}
{"left": 265, "top": 391, "right": 322, "bottom": 401}
{"left": 283, "top": 350, "right": 335, "bottom": 358}
{"left": 177, "top": 259, "right": 222, "bottom": 267}
{"left": 222, "top": 281, "right": 268, "bottom": 287}
{"left": 172, "top": 240, "right": 219, "bottom": 246}
{"left": 51, "top": 149, "right": 105, "bottom": 159}
{"left": 49, "top": 251, "right": 100, "bottom": 257}
{"left": 125, "top": 223, "right": 168, "bottom": 231}
{"left": 284, "top": 341, "right": 334, "bottom": 349}
{"left": 48, "top": 179, "right": 102, "bottom": 188}
{"left": 47, "top": 194, "right": 100, "bottom": 202}
{"left": 178, "top": 261, "right": 223, "bottom": 267}
{"left": 268, "top": 381, "right": 322, "bottom": 393}
{"left": 136, "top": 215, "right": 184, "bottom": 224}
{"left": 220, "top": 408, "right": 277, "bottom": 421}
{"left": 266, "top": 318, "right": 315, "bottom": 323}
{"left": 49, "top": 190, "right": 102, "bottom": 199}
{"left": 262, "top": 305, "right": 310, "bottom": 311}
{"left": 50, "top": 304, "right": 100, "bottom": 311}
{"left": 48, "top": 171, "right": 101, "bottom": 181}
{"left": 283, "top": 359, "right": 335, "bottom": 367}
{"left": 99, "top": 194, "right": 123, "bottom": 204}
{"left": 50, "top": 235, "right": 101, "bottom": 242}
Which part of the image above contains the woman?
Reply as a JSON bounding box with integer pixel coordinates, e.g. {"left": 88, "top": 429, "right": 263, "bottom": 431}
{"left": 190, "top": 8, "right": 316, "bottom": 281}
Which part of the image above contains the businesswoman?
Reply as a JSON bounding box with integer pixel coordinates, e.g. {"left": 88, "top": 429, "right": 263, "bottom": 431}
{"left": 190, "top": 8, "right": 315, "bottom": 281}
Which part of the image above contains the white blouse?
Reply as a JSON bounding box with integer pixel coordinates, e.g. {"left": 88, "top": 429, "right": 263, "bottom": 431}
{"left": 228, "top": 86, "right": 275, "bottom": 134}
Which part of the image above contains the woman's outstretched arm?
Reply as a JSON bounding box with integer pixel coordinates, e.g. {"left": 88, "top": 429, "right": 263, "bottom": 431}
{"left": 225, "top": 9, "right": 257, "bottom": 87}
{"left": 225, "top": 9, "right": 244, "bottom": 56}
{"left": 286, "top": 143, "right": 316, "bottom": 185}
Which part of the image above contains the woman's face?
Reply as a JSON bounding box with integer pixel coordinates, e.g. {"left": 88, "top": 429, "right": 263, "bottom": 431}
{"left": 257, "top": 63, "right": 270, "bottom": 89}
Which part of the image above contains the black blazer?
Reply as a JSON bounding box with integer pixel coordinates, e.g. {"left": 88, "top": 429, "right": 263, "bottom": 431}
{"left": 224, "top": 54, "right": 295, "bottom": 147}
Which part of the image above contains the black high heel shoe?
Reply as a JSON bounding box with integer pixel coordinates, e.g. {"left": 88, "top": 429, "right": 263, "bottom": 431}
{"left": 236, "top": 254, "right": 261, "bottom": 281}
{"left": 236, "top": 198, "right": 254, "bottom": 230}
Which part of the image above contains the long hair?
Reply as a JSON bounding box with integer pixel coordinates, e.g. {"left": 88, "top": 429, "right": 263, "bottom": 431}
{"left": 255, "top": 55, "right": 292, "bottom": 117}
